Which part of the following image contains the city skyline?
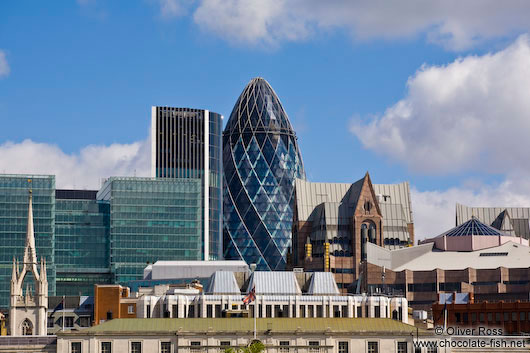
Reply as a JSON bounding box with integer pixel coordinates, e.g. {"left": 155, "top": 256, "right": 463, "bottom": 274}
{"left": 2, "top": 1, "right": 530, "bottom": 240}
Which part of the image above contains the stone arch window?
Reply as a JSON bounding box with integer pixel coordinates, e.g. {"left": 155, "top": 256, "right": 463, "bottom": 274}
{"left": 21, "top": 319, "right": 33, "bottom": 335}
{"left": 361, "top": 220, "right": 377, "bottom": 244}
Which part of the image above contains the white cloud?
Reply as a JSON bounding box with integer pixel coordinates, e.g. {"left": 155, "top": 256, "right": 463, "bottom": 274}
{"left": 158, "top": 0, "right": 189, "bottom": 18}
{"left": 351, "top": 35, "right": 530, "bottom": 174}
{"left": 412, "top": 173, "right": 530, "bottom": 240}
{"left": 348, "top": 35, "right": 530, "bottom": 240}
{"left": 0, "top": 50, "right": 10, "bottom": 78}
{"left": 169, "top": 0, "right": 530, "bottom": 49}
{"left": 0, "top": 139, "right": 151, "bottom": 189}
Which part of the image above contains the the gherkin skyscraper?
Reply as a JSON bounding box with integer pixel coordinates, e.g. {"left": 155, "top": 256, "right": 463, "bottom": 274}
{"left": 223, "top": 77, "right": 306, "bottom": 270}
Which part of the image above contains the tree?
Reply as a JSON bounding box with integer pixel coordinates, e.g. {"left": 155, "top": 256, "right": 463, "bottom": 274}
{"left": 224, "top": 340, "right": 266, "bottom": 353}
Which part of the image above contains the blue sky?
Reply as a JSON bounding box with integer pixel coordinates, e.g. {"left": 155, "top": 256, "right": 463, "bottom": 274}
{"left": 2, "top": 1, "right": 530, "bottom": 238}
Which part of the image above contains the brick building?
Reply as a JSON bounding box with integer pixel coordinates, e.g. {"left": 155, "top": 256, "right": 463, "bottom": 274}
{"left": 290, "top": 173, "right": 414, "bottom": 291}
{"left": 433, "top": 293, "right": 530, "bottom": 334}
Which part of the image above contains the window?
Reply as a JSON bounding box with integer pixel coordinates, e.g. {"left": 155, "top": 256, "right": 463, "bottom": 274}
{"left": 101, "top": 342, "right": 111, "bottom": 353}
{"left": 191, "top": 341, "right": 201, "bottom": 353}
{"left": 495, "top": 312, "right": 501, "bottom": 322}
{"left": 397, "top": 342, "right": 407, "bottom": 353}
{"left": 316, "top": 305, "right": 323, "bottom": 317}
{"left": 357, "top": 306, "right": 362, "bottom": 318}
{"left": 504, "top": 312, "right": 509, "bottom": 321}
{"left": 47, "top": 317, "right": 54, "bottom": 328}
{"left": 220, "top": 341, "right": 231, "bottom": 348}
{"left": 71, "top": 342, "right": 82, "bottom": 353}
{"left": 280, "top": 341, "right": 290, "bottom": 353}
{"left": 131, "top": 342, "right": 142, "bottom": 353}
{"left": 65, "top": 316, "right": 75, "bottom": 328}
{"left": 367, "top": 342, "right": 378, "bottom": 353}
{"left": 427, "top": 347, "right": 438, "bottom": 353}
{"left": 414, "top": 347, "right": 421, "bottom": 353}
{"left": 147, "top": 305, "right": 151, "bottom": 318}
{"left": 338, "top": 341, "right": 348, "bottom": 353}
{"left": 487, "top": 313, "right": 493, "bottom": 322}
{"left": 521, "top": 312, "right": 526, "bottom": 321}
{"left": 374, "top": 306, "right": 380, "bottom": 318}
{"left": 512, "top": 312, "right": 517, "bottom": 321}
{"left": 161, "top": 342, "right": 171, "bottom": 353}
{"left": 128, "top": 305, "right": 135, "bottom": 314}
{"left": 309, "top": 341, "right": 319, "bottom": 353}
{"left": 79, "top": 316, "right": 90, "bottom": 327}
{"left": 173, "top": 305, "right": 179, "bottom": 318}
{"left": 479, "top": 313, "right": 485, "bottom": 323}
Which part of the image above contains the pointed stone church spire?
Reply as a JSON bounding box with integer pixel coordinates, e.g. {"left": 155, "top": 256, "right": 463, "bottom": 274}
{"left": 23, "top": 188, "right": 37, "bottom": 267}
{"left": 9, "top": 181, "right": 48, "bottom": 336}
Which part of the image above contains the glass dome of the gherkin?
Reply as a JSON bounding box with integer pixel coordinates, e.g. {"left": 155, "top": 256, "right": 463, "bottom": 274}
{"left": 223, "top": 77, "right": 306, "bottom": 271}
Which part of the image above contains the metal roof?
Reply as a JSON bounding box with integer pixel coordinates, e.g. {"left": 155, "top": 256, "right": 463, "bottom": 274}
{"left": 441, "top": 217, "right": 505, "bottom": 237}
{"left": 307, "top": 272, "right": 340, "bottom": 295}
{"left": 456, "top": 203, "right": 530, "bottom": 239}
{"left": 205, "top": 271, "right": 241, "bottom": 295}
{"left": 294, "top": 178, "right": 413, "bottom": 246}
{"left": 247, "top": 271, "right": 301, "bottom": 294}
{"left": 368, "top": 241, "right": 530, "bottom": 271}
{"left": 67, "top": 318, "right": 425, "bottom": 336}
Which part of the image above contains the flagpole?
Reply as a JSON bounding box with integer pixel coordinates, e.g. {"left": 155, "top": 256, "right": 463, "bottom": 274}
{"left": 254, "top": 296, "right": 257, "bottom": 339}
{"left": 62, "top": 295, "right": 65, "bottom": 331}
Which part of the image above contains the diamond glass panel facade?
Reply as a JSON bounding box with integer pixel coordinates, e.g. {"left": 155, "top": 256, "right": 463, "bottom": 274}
{"left": 55, "top": 192, "right": 111, "bottom": 296}
{"left": 97, "top": 177, "right": 202, "bottom": 284}
{"left": 223, "top": 78, "right": 305, "bottom": 270}
{"left": 0, "top": 175, "right": 56, "bottom": 307}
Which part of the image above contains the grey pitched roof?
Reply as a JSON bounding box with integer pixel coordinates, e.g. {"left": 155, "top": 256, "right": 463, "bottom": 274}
{"left": 307, "top": 273, "right": 340, "bottom": 295}
{"left": 206, "top": 271, "right": 241, "bottom": 295}
{"left": 456, "top": 204, "right": 530, "bottom": 239}
{"left": 247, "top": 271, "right": 301, "bottom": 295}
{"left": 294, "top": 178, "right": 413, "bottom": 245}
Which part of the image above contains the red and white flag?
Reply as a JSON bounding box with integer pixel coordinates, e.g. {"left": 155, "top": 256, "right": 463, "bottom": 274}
{"left": 243, "top": 284, "right": 256, "bottom": 305}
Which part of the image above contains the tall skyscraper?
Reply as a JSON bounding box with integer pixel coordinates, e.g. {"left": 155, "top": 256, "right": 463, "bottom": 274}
{"left": 223, "top": 78, "right": 306, "bottom": 270}
{"left": 151, "top": 107, "right": 223, "bottom": 260}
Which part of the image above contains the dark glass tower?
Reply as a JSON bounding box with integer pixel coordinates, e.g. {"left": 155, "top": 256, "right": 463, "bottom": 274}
{"left": 151, "top": 107, "right": 223, "bottom": 260}
{"left": 223, "top": 78, "right": 306, "bottom": 270}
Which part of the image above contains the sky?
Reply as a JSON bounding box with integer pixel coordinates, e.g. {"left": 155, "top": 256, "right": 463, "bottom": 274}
{"left": 2, "top": 1, "right": 530, "bottom": 240}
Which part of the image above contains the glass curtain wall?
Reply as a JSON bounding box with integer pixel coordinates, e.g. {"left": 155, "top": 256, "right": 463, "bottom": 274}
{"left": 0, "top": 175, "right": 56, "bottom": 307}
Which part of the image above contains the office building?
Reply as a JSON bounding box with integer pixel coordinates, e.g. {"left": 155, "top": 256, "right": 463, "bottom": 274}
{"left": 291, "top": 173, "right": 414, "bottom": 291}
{"left": 365, "top": 217, "right": 530, "bottom": 311}
{"left": 0, "top": 175, "right": 56, "bottom": 308}
{"left": 54, "top": 190, "right": 111, "bottom": 296}
{"left": 135, "top": 271, "right": 408, "bottom": 323}
{"left": 97, "top": 177, "right": 203, "bottom": 284}
{"left": 433, "top": 293, "right": 530, "bottom": 334}
{"left": 151, "top": 107, "right": 223, "bottom": 260}
{"left": 57, "top": 317, "right": 429, "bottom": 353}
{"left": 223, "top": 77, "right": 306, "bottom": 270}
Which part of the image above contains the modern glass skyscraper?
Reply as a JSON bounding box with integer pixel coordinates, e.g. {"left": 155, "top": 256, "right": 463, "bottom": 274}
{"left": 97, "top": 177, "right": 202, "bottom": 283}
{"left": 223, "top": 77, "right": 306, "bottom": 270}
{"left": 151, "top": 107, "right": 223, "bottom": 260}
{"left": 55, "top": 190, "right": 111, "bottom": 296}
{"left": 0, "top": 175, "right": 56, "bottom": 307}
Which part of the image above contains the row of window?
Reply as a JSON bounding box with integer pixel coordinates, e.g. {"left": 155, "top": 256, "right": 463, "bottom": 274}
{"left": 145, "top": 303, "right": 405, "bottom": 320}
{"left": 454, "top": 311, "right": 530, "bottom": 323}
{"left": 70, "top": 340, "right": 412, "bottom": 353}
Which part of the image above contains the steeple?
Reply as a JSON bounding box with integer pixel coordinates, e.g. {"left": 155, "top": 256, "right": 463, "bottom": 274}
{"left": 9, "top": 180, "right": 48, "bottom": 336}
{"left": 23, "top": 189, "right": 37, "bottom": 267}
